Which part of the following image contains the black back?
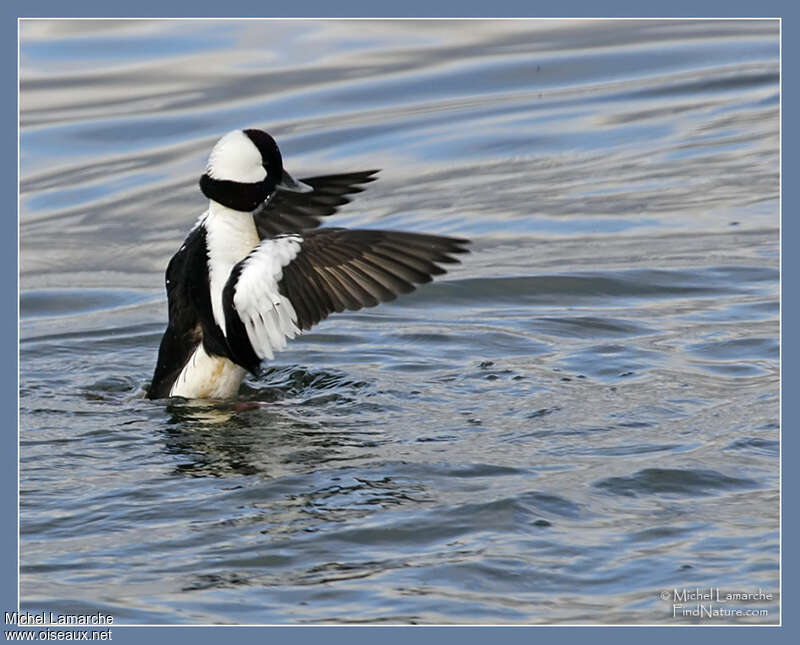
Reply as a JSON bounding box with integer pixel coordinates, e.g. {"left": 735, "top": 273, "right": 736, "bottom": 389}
{"left": 147, "top": 226, "right": 232, "bottom": 399}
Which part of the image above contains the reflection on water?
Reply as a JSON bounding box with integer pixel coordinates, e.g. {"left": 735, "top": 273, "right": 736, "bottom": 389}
{"left": 20, "top": 19, "right": 779, "bottom": 624}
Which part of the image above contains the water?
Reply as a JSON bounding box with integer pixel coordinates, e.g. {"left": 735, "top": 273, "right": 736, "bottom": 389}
{"left": 19, "top": 19, "right": 779, "bottom": 624}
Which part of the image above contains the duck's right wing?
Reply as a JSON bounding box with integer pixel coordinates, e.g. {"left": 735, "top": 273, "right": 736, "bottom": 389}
{"left": 253, "top": 170, "right": 379, "bottom": 237}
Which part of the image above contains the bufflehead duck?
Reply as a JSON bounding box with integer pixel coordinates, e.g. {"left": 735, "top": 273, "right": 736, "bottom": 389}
{"left": 147, "top": 128, "right": 469, "bottom": 400}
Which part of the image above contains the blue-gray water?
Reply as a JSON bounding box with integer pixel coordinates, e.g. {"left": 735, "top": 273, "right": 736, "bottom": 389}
{"left": 19, "top": 19, "right": 779, "bottom": 624}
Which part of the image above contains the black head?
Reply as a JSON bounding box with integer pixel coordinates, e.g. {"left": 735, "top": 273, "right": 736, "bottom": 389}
{"left": 199, "top": 129, "right": 309, "bottom": 212}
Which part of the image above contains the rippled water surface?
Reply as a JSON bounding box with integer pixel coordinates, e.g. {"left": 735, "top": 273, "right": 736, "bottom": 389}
{"left": 19, "top": 19, "right": 780, "bottom": 624}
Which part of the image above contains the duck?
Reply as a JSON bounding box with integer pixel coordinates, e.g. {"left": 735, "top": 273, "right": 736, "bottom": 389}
{"left": 147, "top": 128, "right": 469, "bottom": 399}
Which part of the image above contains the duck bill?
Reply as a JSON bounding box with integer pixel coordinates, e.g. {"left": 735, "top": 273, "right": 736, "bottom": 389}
{"left": 277, "top": 170, "right": 312, "bottom": 193}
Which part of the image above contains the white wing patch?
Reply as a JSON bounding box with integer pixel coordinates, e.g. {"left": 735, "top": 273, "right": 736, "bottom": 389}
{"left": 232, "top": 235, "right": 303, "bottom": 360}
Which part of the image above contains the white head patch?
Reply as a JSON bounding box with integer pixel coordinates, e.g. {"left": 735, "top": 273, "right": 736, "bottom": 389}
{"left": 206, "top": 130, "right": 267, "bottom": 184}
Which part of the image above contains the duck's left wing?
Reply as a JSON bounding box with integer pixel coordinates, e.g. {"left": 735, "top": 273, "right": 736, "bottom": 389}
{"left": 220, "top": 228, "right": 469, "bottom": 373}
{"left": 221, "top": 235, "right": 304, "bottom": 374}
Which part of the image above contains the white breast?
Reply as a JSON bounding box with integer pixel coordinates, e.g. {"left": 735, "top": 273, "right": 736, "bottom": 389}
{"left": 204, "top": 202, "right": 261, "bottom": 335}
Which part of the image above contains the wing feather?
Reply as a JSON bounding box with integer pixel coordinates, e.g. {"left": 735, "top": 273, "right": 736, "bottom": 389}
{"left": 278, "top": 228, "right": 470, "bottom": 331}
{"left": 221, "top": 235, "right": 303, "bottom": 371}
{"left": 253, "top": 170, "right": 379, "bottom": 237}
{"left": 220, "top": 227, "right": 470, "bottom": 372}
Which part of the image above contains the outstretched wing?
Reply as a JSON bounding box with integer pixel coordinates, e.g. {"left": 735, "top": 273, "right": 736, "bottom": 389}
{"left": 279, "top": 228, "right": 469, "bottom": 330}
{"left": 220, "top": 228, "right": 470, "bottom": 373}
{"left": 253, "top": 170, "right": 379, "bottom": 237}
